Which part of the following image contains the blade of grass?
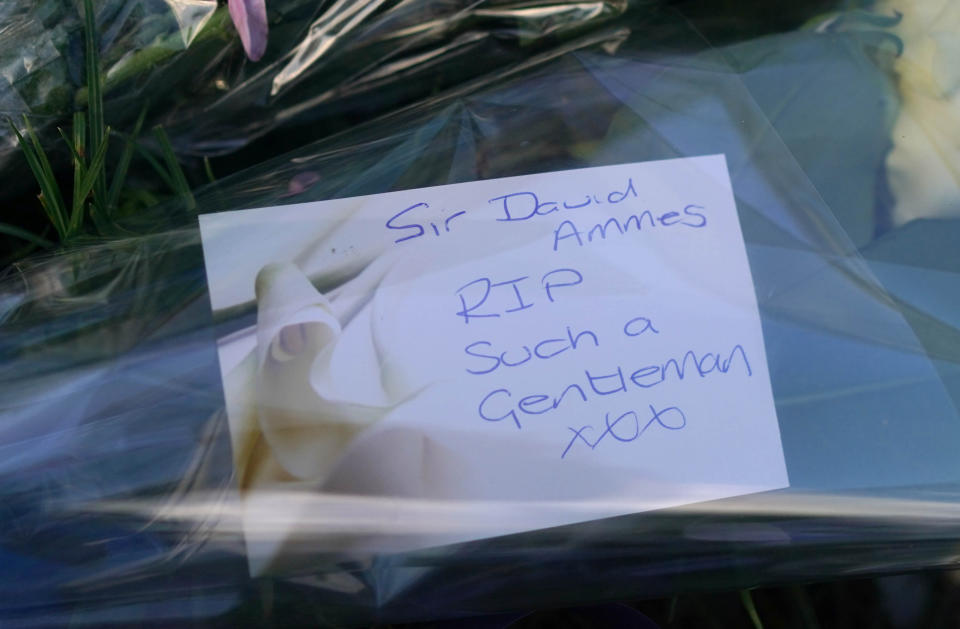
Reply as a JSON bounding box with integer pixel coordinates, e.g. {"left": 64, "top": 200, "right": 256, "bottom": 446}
{"left": 57, "top": 120, "right": 109, "bottom": 235}
{"left": 23, "top": 117, "right": 69, "bottom": 230}
{"left": 58, "top": 112, "right": 89, "bottom": 232}
{"left": 1, "top": 226, "right": 52, "bottom": 266}
{"left": 203, "top": 157, "right": 216, "bottom": 184}
{"left": 56, "top": 125, "right": 83, "bottom": 167}
{"left": 73, "top": 130, "right": 111, "bottom": 233}
{"left": 86, "top": 199, "right": 112, "bottom": 236}
{"left": 153, "top": 126, "right": 196, "bottom": 212}
{"left": 127, "top": 138, "right": 178, "bottom": 193}
{"left": 0, "top": 223, "right": 54, "bottom": 248}
{"left": 56, "top": 126, "right": 83, "bottom": 223}
{"left": 72, "top": 111, "right": 87, "bottom": 229}
{"left": 107, "top": 105, "right": 148, "bottom": 213}
{"left": 740, "top": 590, "right": 765, "bottom": 629}
{"left": 10, "top": 117, "right": 68, "bottom": 239}
{"left": 83, "top": 0, "right": 107, "bottom": 207}
{"left": 791, "top": 586, "right": 821, "bottom": 629}
{"left": 668, "top": 595, "right": 679, "bottom": 623}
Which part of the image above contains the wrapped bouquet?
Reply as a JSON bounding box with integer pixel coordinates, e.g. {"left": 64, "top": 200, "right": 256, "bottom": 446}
{"left": 4, "top": 1, "right": 960, "bottom": 627}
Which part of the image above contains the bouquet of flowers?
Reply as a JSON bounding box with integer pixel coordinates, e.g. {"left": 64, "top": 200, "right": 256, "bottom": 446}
{"left": 4, "top": 1, "right": 960, "bottom": 627}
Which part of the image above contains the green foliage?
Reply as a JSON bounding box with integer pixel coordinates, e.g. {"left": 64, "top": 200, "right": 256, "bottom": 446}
{"left": 2, "top": 0, "right": 194, "bottom": 253}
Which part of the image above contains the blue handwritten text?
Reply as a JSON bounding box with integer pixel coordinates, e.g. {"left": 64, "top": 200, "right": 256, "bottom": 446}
{"left": 561, "top": 404, "right": 687, "bottom": 458}
{"left": 455, "top": 267, "right": 583, "bottom": 324}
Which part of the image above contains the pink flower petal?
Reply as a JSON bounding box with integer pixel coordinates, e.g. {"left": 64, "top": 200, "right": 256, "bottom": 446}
{"left": 228, "top": 0, "right": 268, "bottom": 61}
{"left": 280, "top": 172, "right": 321, "bottom": 197}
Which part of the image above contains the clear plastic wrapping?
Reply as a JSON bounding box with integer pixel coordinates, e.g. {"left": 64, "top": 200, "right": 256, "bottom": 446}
{"left": 0, "top": 0, "right": 634, "bottom": 206}
{"left": 5, "top": 6, "right": 960, "bottom": 627}
{"left": 0, "top": 1, "right": 220, "bottom": 181}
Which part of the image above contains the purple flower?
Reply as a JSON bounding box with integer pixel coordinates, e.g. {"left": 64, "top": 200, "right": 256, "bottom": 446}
{"left": 228, "top": 0, "right": 268, "bottom": 61}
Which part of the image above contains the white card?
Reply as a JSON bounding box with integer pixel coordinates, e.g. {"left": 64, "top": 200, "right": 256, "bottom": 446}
{"left": 199, "top": 155, "right": 788, "bottom": 569}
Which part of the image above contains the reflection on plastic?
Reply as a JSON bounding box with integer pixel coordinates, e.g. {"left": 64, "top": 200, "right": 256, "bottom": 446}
{"left": 4, "top": 7, "right": 960, "bottom": 627}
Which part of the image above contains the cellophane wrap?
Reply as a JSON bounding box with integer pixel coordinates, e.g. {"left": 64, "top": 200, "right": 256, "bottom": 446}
{"left": 0, "top": 0, "right": 636, "bottom": 204}
{"left": 5, "top": 4, "right": 960, "bottom": 627}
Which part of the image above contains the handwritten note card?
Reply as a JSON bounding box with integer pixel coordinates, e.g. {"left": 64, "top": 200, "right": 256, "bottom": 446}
{"left": 200, "top": 155, "right": 788, "bottom": 560}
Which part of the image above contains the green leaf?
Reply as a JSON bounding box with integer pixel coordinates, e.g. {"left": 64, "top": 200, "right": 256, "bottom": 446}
{"left": 10, "top": 117, "right": 68, "bottom": 239}
{"left": 740, "top": 590, "right": 765, "bottom": 629}
{"left": 72, "top": 128, "right": 111, "bottom": 234}
{"left": 203, "top": 156, "right": 216, "bottom": 184}
{"left": 56, "top": 127, "right": 84, "bottom": 219}
{"left": 83, "top": 0, "right": 107, "bottom": 208}
{"left": 668, "top": 595, "right": 679, "bottom": 623}
{"left": 87, "top": 199, "right": 112, "bottom": 236}
{"left": 55, "top": 122, "right": 84, "bottom": 168}
{"left": 73, "top": 110, "right": 87, "bottom": 204}
{"left": 0, "top": 223, "right": 54, "bottom": 248}
{"left": 24, "top": 117, "right": 69, "bottom": 226}
{"left": 126, "top": 137, "right": 178, "bottom": 193}
{"left": 107, "top": 105, "right": 148, "bottom": 214}
{"left": 58, "top": 112, "right": 90, "bottom": 231}
{"left": 153, "top": 125, "right": 196, "bottom": 212}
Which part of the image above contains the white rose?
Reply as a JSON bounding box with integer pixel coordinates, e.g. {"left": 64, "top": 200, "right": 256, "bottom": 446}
{"left": 880, "top": 0, "right": 960, "bottom": 225}
{"left": 222, "top": 251, "right": 408, "bottom": 491}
